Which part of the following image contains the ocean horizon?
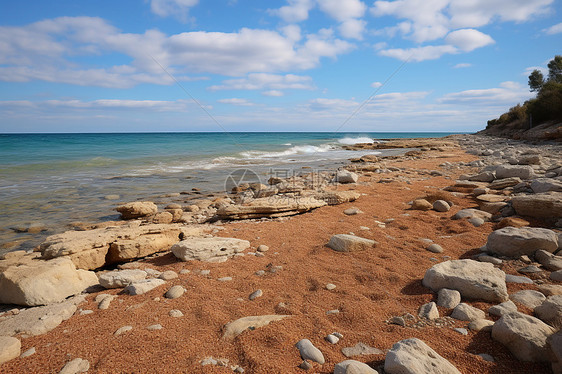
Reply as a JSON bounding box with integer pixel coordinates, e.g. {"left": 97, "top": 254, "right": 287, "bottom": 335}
{"left": 0, "top": 132, "right": 461, "bottom": 254}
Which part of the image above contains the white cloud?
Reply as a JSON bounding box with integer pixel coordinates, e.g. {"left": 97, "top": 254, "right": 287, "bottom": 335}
{"left": 0, "top": 99, "right": 192, "bottom": 111}
{"left": 307, "top": 98, "right": 359, "bottom": 111}
{"left": 150, "top": 0, "right": 199, "bottom": 21}
{"left": 318, "top": 0, "right": 367, "bottom": 22}
{"left": 208, "top": 73, "right": 315, "bottom": 91}
{"left": 379, "top": 45, "right": 457, "bottom": 62}
{"left": 0, "top": 17, "right": 354, "bottom": 88}
{"left": 217, "top": 98, "right": 255, "bottom": 106}
{"left": 445, "top": 29, "right": 494, "bottom": 52}
{"left": 371, "top": 81, "right": 383, "bottom": 88}
{"left": 544, "top": 22, "right": 562, "bottom": 35}
{"left": 262, "top": 90, "right": 284, "bottom": 97}
{"left": 339, "top": 19, "right": 367, "bottom": 40}
{"left": 439, "top": 81, "right": 532, "bottom": 105}
{"left": 453, "top": 63, "right": 472, "bottom": 68}
{"left": 523, "top": 65, "right": 548, "bottom": 76}
{"left": 272, "top": 0, "right": 315, "bottom": 23}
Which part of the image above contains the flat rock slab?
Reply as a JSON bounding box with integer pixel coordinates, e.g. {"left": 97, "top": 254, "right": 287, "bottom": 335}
{"left": 59, "top": 358, "right": 90, "bottom": 374}
{"left": 535, "top": 250, "right": 562, "bottom": 271}
{"left": 124, "top": 279, "right": 166, "bottom": 295}
{"left": 485, "top": 227, "right": 559, "bottom": 258}
{"left": 222, "top": 315, "right": 290, "bottom": 340}
{"left": 334, "top": 360, "right": 378, "bottom": 374}
{"left": 314, "top": 191, "right": 361, "bottom": 205}
{"left": 495, "top": 165, "right": 535, "bottom": 180}
{"left": 422, "top": 259, "right": 508, "bottom": 303}
{"left": 0, "top": 336, "right": 21, "bottom": 365}
{"left": 492, "top": 312, "right": 556, "bottom": 362}
{"left": 452, "top": 209, "right": 492, "bottom": 221}
{"left": 384, "top": 338, "right": 461, "bottom": 374}
{"left": 0, "top": 296, "right": 85, "bottom": 337}
{"left": 171, "top": 237, "right": 250, "bottom": 262}
{"left": 510, "top": 290, "right": 546, "bottom": 309}
{"left": 217, "top": 196, "right": 327, "bottom": 219}
{"left": 327, "top": 234, "right": 377, "bottom": 252}
{"left": 511, "top": 192, "right": 562, "bottom": 220}
{"left": 98, "top": 269, "right": 147, "bottom": 289}
{"left": 0, "top": 257, "right": 98, "bottom": 306}
{"left": 341, "top": 342, "right": 383, "bottom": 357}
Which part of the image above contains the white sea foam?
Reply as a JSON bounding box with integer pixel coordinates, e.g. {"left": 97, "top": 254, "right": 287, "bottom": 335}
{"left": 337, "top": 136, "right": 375, "bottom": 145}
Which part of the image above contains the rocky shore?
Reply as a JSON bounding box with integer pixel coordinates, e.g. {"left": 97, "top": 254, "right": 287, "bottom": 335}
{"left": 0, "top": 134, "right": 561, "bottom": 373}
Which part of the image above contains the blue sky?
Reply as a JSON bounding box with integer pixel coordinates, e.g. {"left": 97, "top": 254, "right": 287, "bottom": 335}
{"left": 0, "top": 0, "right": 560, "bottom": 133}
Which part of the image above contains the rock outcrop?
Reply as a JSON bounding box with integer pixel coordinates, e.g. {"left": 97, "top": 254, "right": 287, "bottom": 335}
{"left": 216, "top": 196, "right": 327, "bottom": 220}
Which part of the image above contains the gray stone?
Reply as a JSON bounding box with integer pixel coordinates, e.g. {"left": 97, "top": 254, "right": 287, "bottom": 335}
{"left": 489, "top": 177, "right": 522, "bottom": 190}
{"left": 468, "top": 217, "right": 485, "bottom": 227}
{"left": 418, "top": 302, "right": 439, "bottom": 320}
{"left": 422, "top": 259, "right": 508, "bottom": 303}
{"left": 477, "top": 255, "right": 502, "bottom": 265}
{"left": 165, "top": 285, "right": 185, "bottom": 299}
{"left": 158, "top": 270, "right": 178, "bottom": 280}
{"left": 518, "top": 265, "right": 543, "bottom": 274}
{"left": 468, "top": 171, "right": 495, "bottom": 183}
{"left": 451, "top": 303, "right": 485, "bottom": 321}
{"left": 325, "top": 334, "right": 340, "bottom": 344}
{"left": 98, "top": 269, "right": 147, "bottom": 289}
{"left": 426, "top": 244, "right": 443, "bottom": 253}
{"left": 326, "top": 283, "right": 337, "bottom": 290}
{"left": 59, "top": 358, "right": 90, "bottom": 374}
{"left": 531, "top": 178, "right": 562, "bottom": 193}
{"left": 452, "top": 209, "right": 492, "bottom": 222}
{"left": 114, "top": 325, "right": 133, "bottom": 336}
{"left": 20, "top": 347, "right": 36, "bottom": 358}
{"left": 384, "top": 338, "right": 461, "bottom": 374}
{"left": 437, "top": 288, "right": 461, "bottom": 309}
{"left": 97, "top": 294, "right": 116, "bottom": 310}
{"left": 249, "top": 289, "right": 263, "bottom": 300}
{"left": 535, "top": 250, "right": 562, "bottom": 271}
{"left": 295, "top": 339, "right": 325, "bottom": 364}
{"left": 433, "top": 200, "right": 450, "bottom": 212}
{"left": 551, "top": 270, "right": 562, "bottom": 282}
{"left": 511, "top": 192, "right": 562, "bottom": 220}
{"left": 299, "top": 360, "right": 312, "bottom": 370}
{"left": 257, "top": 245, "right": 269, "bottom": 252}
{"left": 223, "top": 315, "right": 290, "bottom": 340}
{"left": 454, "top": 328, "right": 468, "bottom": 335}
{"left": 510, "top": 290, "right": 546, "bottom": 309}
{"left": 341, "top": 342, "right": 383, "bottom": 357}
{"left": 334, "top": 170, "right": 359, "bottom": 184}
{"left": 0, "top": 336, "right": 20, "bottom": 365}
{"left": 334, "top": 360, "right": 378, "bottom": 374}
{"left": 468, "top": 319, "right": 494, "bottom": 332}
{"left": 505, "top": 274, "right": 533, "bottom": 284}
{"left": 492, "top": 312, "right": 556, "bottom": 362}
{"left": 495, "top": 165, "right": 535, "bottom": 180}
{"left": 344, "top": 208, "right": 362, "bottom": 215}
{"left": 147, "top": 324, "right": 163, "bottom": 331}
{"left": 327, "top": 234, "right": 376, "bottom": 252}
{"left": 485, "top": 227, "right": 559, "bottom": 258}
{"left": 169, "top": 309, "right": 183, "bottom": 318}
{"left": 171, "top": 237, "right": 250, "bottom": 263}
{"left": 489, "top": 301, "right": 518, "bottom": 317}
{"left": 124, "top": 279, "right": 166, "bottom": 295}
{"left": 535, "top": 295, "right": 562, "bottom": 329}
{"left": 477, "top": 354, "right": 495, "bottom": 362}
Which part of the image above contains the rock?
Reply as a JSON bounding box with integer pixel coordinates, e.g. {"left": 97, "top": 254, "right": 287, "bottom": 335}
{"left": 454, "top": 328, "right": 468, "bottom": 335}
{"left": 426, "top": 244, "right": 443, "bottom": 253}
{"left": 314, "top": 191, "right": 361, "bottom": 205}
{"left": 505, "top": 274, "right": 533, "bottom": 284}
{"left": 418, "top": 302, "right": 439, "bottom": 320}
{"left": 495, "top": 165, "right": 535, "bottom": 180}
{"left": 257, "top": 245, "right": 269, "bottom": 252}
{"left": 116, "top": 201, "right": 158, "bottom": 219}
{"left": 468, "top": 319, "right": 494, "bottom": 332}
{"left": 165, "top": 285, "right": 185, "bottom": 299}
{"left": 124, "top": 279, "right": 166, "bottom": 295}
{"left": 0, "top": 296, "right": 84, "bottom": 337}
{"left": 0, "top": 257, "right": 98, "bottom": 306}
{"left": 249, "top": 289, "right": 263, "bottom": 300}
{"left": 343, "top": 208, "right": 362, "bottom": 215}
{"left": 169, "top": 309, "right": 183, "bottom": 318}
{"left": 20, "top": 347, "right": 36, "bottom": 358}
{"left": 495, "top": 217, "right": 530, "bottom": 229}
{"left": 548, "top": 330, "right": 562, "bottom": 372}
{"left": 437, "top": 288, "right": 461, "bottom": 308}
{"left": 535, "top": 250, "right": 562, "bottom": 271}
{"left": 489, "top": 177, "right": 522, "bottom": 190}
{"left": 468, "top": 171, "right": 495, "bottom": 182}
{"left": 334, "top": 170, "right": 359, "bottom": 184}
{"left": 327, "top": 234, "right": 376, "bottom": 252}
{"left": 451, "top": 303, "right": 485, "bottom": 321}
{"left": 477, "top": 254, "right": 502, "bottom": 265}
{"left": 478, "top": 353, "right": 495, "bottom": 362}
{"left": 222, "top": 315, "right": 290, "bottom": 340}
{"left": 0, "top": 336, "right": 20, "bottom": 365}
{"left": 510, "top": 290, "right": 546, "bottom": 309}
{"left": 476, "top": 194, "right": 508, "bottom": 203}
{"left": 299, "top": 360, "right": 312, "bottom": 370}
{"left": 538, "top": 284, "right": 562, "bottom": 296}
{"left": 98, "top": 269, "right": 147, "bottom": 289}
{"left": 296, "top": 339, "right": 325, "bottom": 364}
{"left": 422, "top": 259, "right": 508, "bottom": 303}
{"left": 491, "top": 312, "right": 556, "bottom": 362}
{"left": 511, "top": 192, "right": 562, "bottom": 220}
{"left": 411, "top": 199, "right": 432, "bottom": 211}
{"left": 531, "top": 178, "right": 562, "bottom": 193}
{"left": 59, "top": 358, "right": 90, "bottom": 374}
{"left": 171, "top": 237, "right": 250, "bottom": 263}
{"left": 114, "top": 325, "right": 133, "bottom": 336}
{"left": 147, "top": 324, "right": 162, "bottom": 331}
{"left": 518, "top": 265, "right": 543, "bottom": 274}
{"left": 384, "top": 338, "right": 461, "bottom": 374}
{"left": 334, "top": 360, "right": 378, "bottom": 374}
{"left": 485, "top": 227, "right": 559, "bottom": 258}
{"left": 535, "top": 295, "right": 562, "bottom": 329}
{"left": 326, "top": 334, "right": 340, "bottom": 344}
{"left": 341, "top": 342, "right": 383, "bottom": 357}
{"left": 489, "top": 300, "right": 518, "bottom": 317}
{"left": 452, "top": 209, "right": 492, "bottom": 222}
{"left": 551, "top": 270, "right": 562, "bottom": 282}
{"left": 217, "top": 196, "right": 327, "bottom": 219}
{"left": 389, "top": 316, "right": 405, "bottom": 326}
{"left": 159, "top": 270, "right": 178, "bottom": 280}
{"left": 151, "top": 211, "right": 173, "bottom": 224}
{"left": 468, "top": 217, "right": 485, "bottom": 227}
{"left": 432, "top": 200, "right": 450, "bottom": 212}
{"left": 326, "top": 283, "right": 337, "bottom": 290}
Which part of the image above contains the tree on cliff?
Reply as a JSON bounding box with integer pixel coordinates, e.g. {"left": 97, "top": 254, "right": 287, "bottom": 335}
{"left": 528, "top": 55, "right": 562, "bottom": 92}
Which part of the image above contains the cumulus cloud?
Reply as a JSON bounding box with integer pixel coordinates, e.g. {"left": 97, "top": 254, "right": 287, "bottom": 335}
{"left": 150, "top": 0, "right": 199, "bottom": 21}
{"left": 272, "top": 0, "right": 315, "bottom": 23}
{"left": 379, "top": 45, "right": 457, "bottom": 62}
{"left": 318, "top": 0, "right": 367, "bottom": 22}
{"left": 339, "top": 19, "right": 367, "bottom": 40}
{"left": 208, "top": 73, "right": 315, "bottom": 91}
{"left": 371, "top": 81, "right": 383, "bottom": 88}
{"left": 445, "top": 29, "right": 494, "bottom": 52}
{"left": 0, "top": 17, "right": 353, "bottom": 88}
{"left": 544, "top": 22, "right": 562, "bottom": 35}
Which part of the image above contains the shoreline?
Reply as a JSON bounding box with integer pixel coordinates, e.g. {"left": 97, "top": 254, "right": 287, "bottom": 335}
{"left": 0, "top": 134, "right": 560, "bottom": 373}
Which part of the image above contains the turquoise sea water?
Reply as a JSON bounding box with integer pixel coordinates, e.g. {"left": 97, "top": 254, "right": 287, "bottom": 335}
{"left": 0, "top": 132, "right": 457, "bottom": 253}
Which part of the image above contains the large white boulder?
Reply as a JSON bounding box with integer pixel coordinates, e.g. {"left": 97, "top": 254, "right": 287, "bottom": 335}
{"left": 422, "top": 259, "right": 508, "bottom": 303}
{"left": 0, "top": 257, "right": 98, "bottom": 306}
{"left": 485, "top": 227, "right": 559, "bottom": 258}
{"left": 491, "top": 312, "right": 556, "bottom": 362}
{"left": 171, "top": 237, "right": 250, "bottom": 263}
{"left": 384, "top": 338, "right": 461, "bottom": 374}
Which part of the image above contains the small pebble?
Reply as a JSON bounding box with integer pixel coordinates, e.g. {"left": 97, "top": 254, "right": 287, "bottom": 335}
{"left": 159, "top": 270, "right": 178, "bottom": 280}
{"left": 200, "top": 270, "right": 211, "bottom": 276}
{"left": 427, "top": 244, "right": 444, "bottom": 253}
{"left": 325, "top": 283, "right": 336, "bottom": 290}
{"left": 257, "top": 245, "right": 269, "bottom": 252}
{"left": 249, "top": 289, "right": 263, "bottom": 300}
{"left": 114, "top": 325, "right": 133, "bottom": 336}
{"left": 299, "top": 360, "right": 313, "bottom": 370}
{"left": 454, "top": 328, "right": 468, "bottom": 335}
{"left": 478, "top": 353, "right": 495, "bottom": 362}
{"left": 218, "top": 277, "right": 233, "bottom": 282}
{"left": 147, "top": 324, "right": 163, "bottom": 331}
{"left": 79, "top": 310, "right": 94, "bottom": 315}
{"left": 325, "top": 334, "right": 340, "bottom": 344}
{"left": 333, "top": 332, "right": 343, "bottom": 338}
{"left": 20, "top": 347, "right": 36, "bottom": 358}
{"left": 169, "top": 309, "right": 184, "bottom": 318}
{"left": 326, "top": 309, "right": 340, "bottom": 315}
{"left": 255, "top": 270, "right": 266, "bottom": 276}
{"left": 180, "top": 269, "right": 191, "bottom": 275}
{"left": 389, "top": 316, "right": 405, "bottom": 326}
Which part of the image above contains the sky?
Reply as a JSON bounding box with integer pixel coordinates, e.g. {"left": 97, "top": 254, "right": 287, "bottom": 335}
{"left": 0, "top": 0, "right": 561, "bottom": 133}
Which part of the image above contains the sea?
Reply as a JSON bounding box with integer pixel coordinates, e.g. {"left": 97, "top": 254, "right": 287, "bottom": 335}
{"left": 0, "top": 132, "right": 457, "bottom": 254}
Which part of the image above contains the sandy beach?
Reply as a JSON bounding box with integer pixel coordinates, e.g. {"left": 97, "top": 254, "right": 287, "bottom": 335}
{"left": 0, "top": 134, "right": 560, "bottom": 374}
